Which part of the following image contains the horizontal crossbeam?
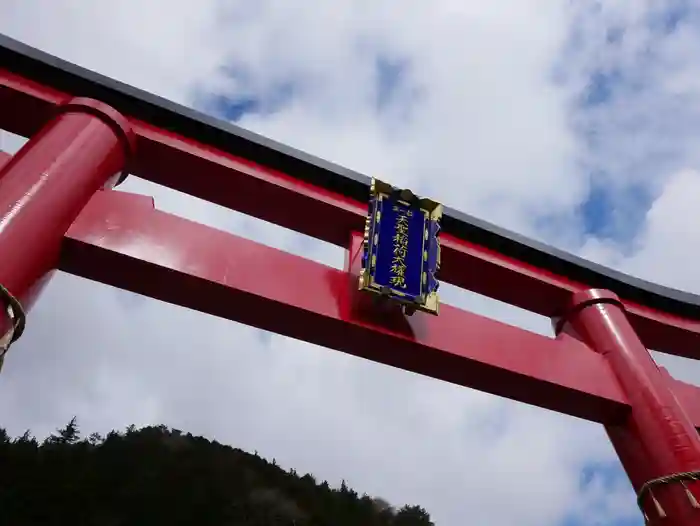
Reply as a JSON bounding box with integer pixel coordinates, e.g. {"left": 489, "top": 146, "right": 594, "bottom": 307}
{"left": 59, "top": 189, "right": 700, "bottom": 429}
{"left": 2, "top": 35, "right": 700, "bottom": 360}
{"left": 62, "top": 189, "right": 627, "bottom": 423}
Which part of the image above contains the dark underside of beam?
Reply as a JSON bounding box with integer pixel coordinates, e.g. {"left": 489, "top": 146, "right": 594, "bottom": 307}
{"left": 2, "top": 32, "right": 700, "bottom": 321}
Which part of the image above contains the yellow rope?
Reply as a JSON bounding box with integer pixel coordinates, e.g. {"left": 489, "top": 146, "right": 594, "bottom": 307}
{"left": 637, "top": 470, "right": 700, "bottom": 522}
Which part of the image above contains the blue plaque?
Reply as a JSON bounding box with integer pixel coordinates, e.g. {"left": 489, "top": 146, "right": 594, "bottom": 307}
{"left": 359, "top": 178, "right": 442, "bottom": 315}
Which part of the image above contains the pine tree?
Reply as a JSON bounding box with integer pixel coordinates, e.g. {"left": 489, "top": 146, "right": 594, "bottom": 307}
{"left": 87, "top": 432, "right": 103, "bottom": 445}
{"left": 394, "top": 505, "right": 434, "bottom": 525}
{"left": 53, "top": 416, "right": 80, "bottom": 444}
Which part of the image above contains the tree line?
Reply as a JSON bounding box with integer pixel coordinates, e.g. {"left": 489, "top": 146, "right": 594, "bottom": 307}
{"left": 0, "top": 418, "right": 434, "bottom": 525}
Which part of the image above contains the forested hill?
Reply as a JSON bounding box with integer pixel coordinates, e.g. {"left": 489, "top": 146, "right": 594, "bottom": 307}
{"left": 0, "top": 419, "right": 434, "bottom": 525}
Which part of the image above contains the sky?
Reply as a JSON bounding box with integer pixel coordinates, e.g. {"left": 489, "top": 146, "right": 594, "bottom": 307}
{"left": 2, "top": 1, "right": 700, "bottom": 525}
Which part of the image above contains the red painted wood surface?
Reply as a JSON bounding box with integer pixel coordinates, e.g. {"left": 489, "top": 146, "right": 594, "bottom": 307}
{"left": 2, "top": 67, "right": 699, "bottom": 359}
{"left": 559, "top": 290, "right": 700, "bottom": 524}
{"left": 62, "top": 189, "right": 628, "bottom": 424}
{"left": 0, "top": 98, "right": 133, "bottom": 331}
{"left": 56, "top": 188, "right": 700, "bottom": 431}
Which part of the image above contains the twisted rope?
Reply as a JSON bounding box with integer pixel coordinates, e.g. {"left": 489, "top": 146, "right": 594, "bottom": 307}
{"left": 638, "top": 470, "right": 700, "bottom": 522}
{"left": 0, "top": 283, "right": 25, "bottom": 372}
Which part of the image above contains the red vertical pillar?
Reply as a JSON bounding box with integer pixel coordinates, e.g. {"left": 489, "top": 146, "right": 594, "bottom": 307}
{"left": 556, "top": 289, "right": 700, "bottom": 525}
{"left": 0, "top": 97, "right": 134, "bottom": 366}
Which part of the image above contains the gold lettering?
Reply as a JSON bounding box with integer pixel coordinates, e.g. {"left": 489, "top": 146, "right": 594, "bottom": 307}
{"left": 389, "top": 207, "right": 411, "bottom": 289}
{"left": 389, "top": 275, "right": 406, "bottom": 287}
{"left": 390, "top": 262, "right": 406, "bottom": 277}
{"left": 393, "top": 205, "right": 413, "bottom": 217}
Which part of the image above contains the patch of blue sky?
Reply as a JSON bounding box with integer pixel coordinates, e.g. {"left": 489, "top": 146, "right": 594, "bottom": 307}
{"left": 197, "top": 50, "right": 414, "bottom": 129}
{"left": 208, "top": 95, "right": 260, "bottom": 122}
{"left": 562, "top": 3, "right": 695, "bottom": 243}
{"left": 203, "top": 80, "right": 297, "bottom": 122}
{"left": 573, "top": 69, "right": 629, "bottom": 240}
{"left": 577, "top": 179, "right": 653, "bottom": 246}
{"left": 561, "top": 461, "right": 641, "bottom": 526}
{"left": 562, "top": 516, "right": 641, "bottom": 526}
{"left": 578, "top": 460, "right": 629, "bottom": 491}
{"left": 581, "top": 70, "right": 620, "bottom": 108}
{"left": 647, "top": 1, "right": 692, "bottom": 35}
{"left": 374, "top": 56, "right": 408, "bottom": 113}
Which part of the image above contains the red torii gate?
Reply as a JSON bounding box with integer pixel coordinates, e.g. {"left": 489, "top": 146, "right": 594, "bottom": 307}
{"left": 2, "top": 34, "right": 700, "bottom": 524}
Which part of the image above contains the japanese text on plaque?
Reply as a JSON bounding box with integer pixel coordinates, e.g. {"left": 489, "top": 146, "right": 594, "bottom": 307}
{"left": 389, "top": 205, "right": 412, "bottom": 289}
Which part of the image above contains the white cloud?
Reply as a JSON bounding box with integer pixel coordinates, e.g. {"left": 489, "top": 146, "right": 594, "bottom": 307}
{"left": 1, "top": 0, "right": 231, "bottom": 103}
{"left": 566, "top": 3, "right": 700, "bottom": 392}
{"left": 7, "top": 2, "right": 700, "bottom": 525}
{"left": 220, "top": 1, "right": 580, "bottom": 235}
{"left": 560, "top": 2, "right": 700, "bottom": 243}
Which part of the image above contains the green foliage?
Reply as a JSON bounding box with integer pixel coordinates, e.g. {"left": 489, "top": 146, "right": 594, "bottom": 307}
{"left": 0, "top": 420, "right": 434, "bottom": 525}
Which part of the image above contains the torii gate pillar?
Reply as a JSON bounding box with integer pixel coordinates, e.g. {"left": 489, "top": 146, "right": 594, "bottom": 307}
{"left": 0, "top": 97, "right": 133, "bottom": 365}
{"left": 557, "top": 289, "right": 700, "bottom": 525}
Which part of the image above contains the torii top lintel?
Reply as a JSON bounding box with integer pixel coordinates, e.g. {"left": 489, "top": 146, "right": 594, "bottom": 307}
{"left": 1, "top": 32, "right": 699, "bottom": 358}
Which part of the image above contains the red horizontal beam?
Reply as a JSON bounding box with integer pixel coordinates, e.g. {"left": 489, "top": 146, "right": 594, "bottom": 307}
{"left": 2, "top": 69, "right": 700, "bottom": 359}
{"left": 61, "top": 189, "right": 632, "bottom": 425}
